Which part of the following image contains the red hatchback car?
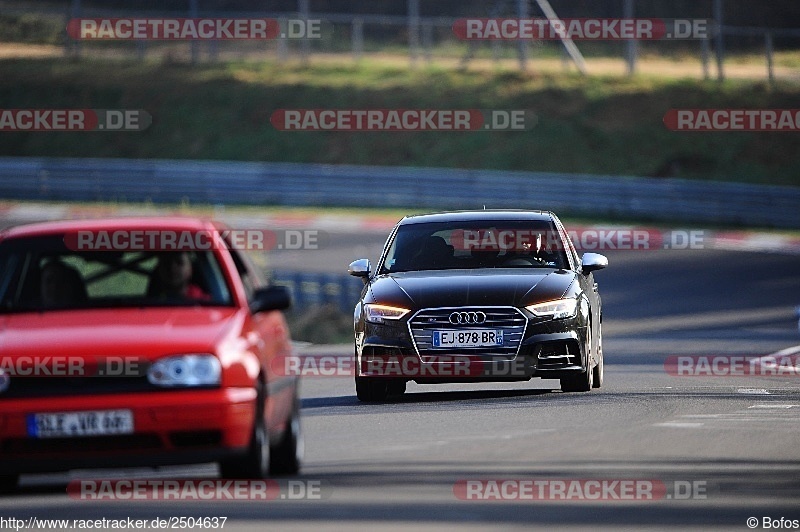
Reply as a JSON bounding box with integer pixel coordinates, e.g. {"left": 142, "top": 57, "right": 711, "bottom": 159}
{"left": 0, "top": 217, "right": 302, "bottom": 491}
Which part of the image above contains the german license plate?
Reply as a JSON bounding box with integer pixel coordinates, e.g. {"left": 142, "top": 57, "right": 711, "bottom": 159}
{"left": 27, "top": 410, "right": 134, "bottom": 438}
{"left": 431, "top": 330, "right": 503, "bottom": 348}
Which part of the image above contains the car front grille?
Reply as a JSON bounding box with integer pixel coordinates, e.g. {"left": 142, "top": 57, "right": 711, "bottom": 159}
{"left": 0, "top": 376, "right": 158, "bottom": 399}
{"left": 408, "top": 306, "right": 527, "bottom": 361}
{"left": 0, "top": 430, "right": 223, "bottom": 455}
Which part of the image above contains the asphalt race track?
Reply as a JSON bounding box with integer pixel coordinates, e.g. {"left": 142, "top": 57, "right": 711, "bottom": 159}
{"left": 2, "top": 219, "right": 800, "bottom": 531}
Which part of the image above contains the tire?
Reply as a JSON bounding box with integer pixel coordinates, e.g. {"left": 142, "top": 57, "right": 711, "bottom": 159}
{"left": 560, "top": 325, "right": 594, "bottom": 393}
{"left": 269, "top": 397, "right": 303, "bottom": 476}
{"left": 592, "top": 324, "right": 604, "bottom": 389}
{"left": 355, "top": 376, "right": 389, "bottom": 402}
{"left": 0, "top": 475, "right": 18, "bottom": 494}
{"left": 220, "top": 381, "right": 269, "bottom": 479}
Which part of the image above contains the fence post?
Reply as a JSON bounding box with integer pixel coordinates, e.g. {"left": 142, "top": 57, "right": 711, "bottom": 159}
{"left": 491, "top": 39, "right": 501, "bottom": 64}
{"left": 701, "top": 37, "right": 710, "bottom": 80}
{"left": 69, "top": 0, "right": 81, "bottom": 59}
{"left": 765, "top": 31, "right": 775, "bottom": 84}
{"left": 136, "top": 40, "right": 147, "bottom": 61}
{"left": 516, "top": 0, "right": 529, "bottom": 71}
{"left": 298, "top": 0, "right": 310, "bottom": 64}
{"left": 422, "top": 20, "right": 433, "bottom": 64}
{"left": 209, "top": 40, "right": 219, "bottom": 62}
{"left": 352, "top": 18, "right": 364, "bottom": 61}
{"left": 408, "top": 0, "right": 420, "bottom": 67}
{"left": 623, "top": 0, "right": 637, "bottom": 75}
{"left": 189, "top": 0, "right": 199, "bottom": 65}
{"left": 276, "top": 18, "right": 289, "bottom": 62}
{"left": 714, "top": 0, "right": 725, "bottom": 81}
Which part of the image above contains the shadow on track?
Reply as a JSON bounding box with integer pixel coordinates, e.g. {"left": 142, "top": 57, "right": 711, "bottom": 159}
{"left": 302, "top": 387, "right": 556, "bottom": 411}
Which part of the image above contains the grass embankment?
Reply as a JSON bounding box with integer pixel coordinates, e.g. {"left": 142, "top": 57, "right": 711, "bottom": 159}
{"left": 1, "top": 57, "right": 799, "bottom": 185}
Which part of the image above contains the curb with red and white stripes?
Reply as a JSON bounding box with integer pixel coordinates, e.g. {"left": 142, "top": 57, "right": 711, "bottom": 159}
{"left": 1, "top": 201, "right": 799, "bottom": 254}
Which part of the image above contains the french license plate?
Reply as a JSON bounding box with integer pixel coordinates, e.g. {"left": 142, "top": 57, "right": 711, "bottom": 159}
{"left": 431, "top": 330, "right": 504, "bottom": 348}
{"left": 27, "top": 410, "right": 134, "bottom": 438}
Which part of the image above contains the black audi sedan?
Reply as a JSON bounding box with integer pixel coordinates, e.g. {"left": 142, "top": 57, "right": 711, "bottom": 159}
{"left": 348, "top": 210, "right": 608, "bottom": 402}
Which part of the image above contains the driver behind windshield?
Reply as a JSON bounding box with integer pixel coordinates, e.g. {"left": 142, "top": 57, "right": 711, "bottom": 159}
{"left": 152, "top": 252, "right": 210, "bottom": 301}
{"left": 502, "top": 232, "right": 553, "bottom": 266}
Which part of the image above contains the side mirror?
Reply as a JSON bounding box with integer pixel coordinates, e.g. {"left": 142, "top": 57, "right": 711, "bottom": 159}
{"left": 250, "top": 285, "right": 292, "bottom": 314}
{"left": 581, "top": 252, "right": 608, "bottom": 274}
{"left": 348, "top": 259, "right": 371, "bottom": 278}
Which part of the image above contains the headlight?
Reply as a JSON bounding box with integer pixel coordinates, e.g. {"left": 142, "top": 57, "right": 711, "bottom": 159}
{"left": 147, "top": 355, "right": 221, "bottom": 387}
{"left": 364, "top": 303, "right": 410, "bottom": 323}
{"left": 0, "top": 369, "right": 9, "bottom": 394}
{"left": 526, "top": 299, "right": 578, "bottom": 320}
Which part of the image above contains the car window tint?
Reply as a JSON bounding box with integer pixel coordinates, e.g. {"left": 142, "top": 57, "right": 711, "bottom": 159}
{"left": 0, "top": 235, "right": 234, "bottom": 312}
{"left": 226, "top": 247, "right": 257, "bottom": 301}
{"left": 380, "top": 220, "right": 568, "bottom": 273}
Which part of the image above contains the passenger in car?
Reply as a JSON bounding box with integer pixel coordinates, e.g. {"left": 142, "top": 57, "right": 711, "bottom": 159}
{"left": 151, "top": 252, "right": 210, "bottom": 300}
{"left": 40, "top": 260, "right": 87, "bottom": 307}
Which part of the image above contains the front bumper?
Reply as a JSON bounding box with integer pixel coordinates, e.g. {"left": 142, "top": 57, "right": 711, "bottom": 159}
{"left": 0, "top": 388, "right": 256, "bottom": 474}
{"left": 357, "top": 313, "right": 588, "bottom": 383}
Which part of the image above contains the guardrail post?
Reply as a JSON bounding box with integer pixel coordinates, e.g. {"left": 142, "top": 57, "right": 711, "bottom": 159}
{"left": 136, "top": 40, "right": 147, "bottom": 61}
{"left": 274, "top": 273, "right": 296, "bottom": 309}
{"left": 714, "top": 0, "right": 725, "bottom": 81}
{"left": 340, "top": 277, "right": 353, "bottom": 314}
{"left": 408, "top": 0, "right": 420, "bottom": 67}
{"left": 623, "top": 0, "right": 637, "bottom": 75}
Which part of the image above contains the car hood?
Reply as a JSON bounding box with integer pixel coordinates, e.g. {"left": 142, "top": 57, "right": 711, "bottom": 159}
{"left": 0, "top": 307, "right": 243, "bottom": 362}
{"left": 369, "top": 269, "right": 575, "bottom": 309}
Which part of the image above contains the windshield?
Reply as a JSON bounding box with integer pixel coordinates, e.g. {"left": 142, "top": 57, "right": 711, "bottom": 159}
{"left": 379, "top": 220, "right": 569, "bottom": 273}
{"left": 0, "top": 234, "right": 233, "bottom": 313}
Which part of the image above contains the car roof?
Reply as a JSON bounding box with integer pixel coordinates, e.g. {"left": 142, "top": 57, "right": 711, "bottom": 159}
{"left": 0, "top": 216, "right": 227, "bottom": 240}
{"left": 397, "top": 210, "right": 555, "bottom": 225}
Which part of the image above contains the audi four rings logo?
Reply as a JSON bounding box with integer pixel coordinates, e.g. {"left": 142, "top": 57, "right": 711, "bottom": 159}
{"left": 449, "top": 311, "right": 486, "bottom": 324}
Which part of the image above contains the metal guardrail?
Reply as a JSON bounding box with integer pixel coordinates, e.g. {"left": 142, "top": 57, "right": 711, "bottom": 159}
{"left": 271, "top": 270, "right": 363, "bottom": 314}
{"left": 0, "top": 156, "right": 799, "bottom": 228}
